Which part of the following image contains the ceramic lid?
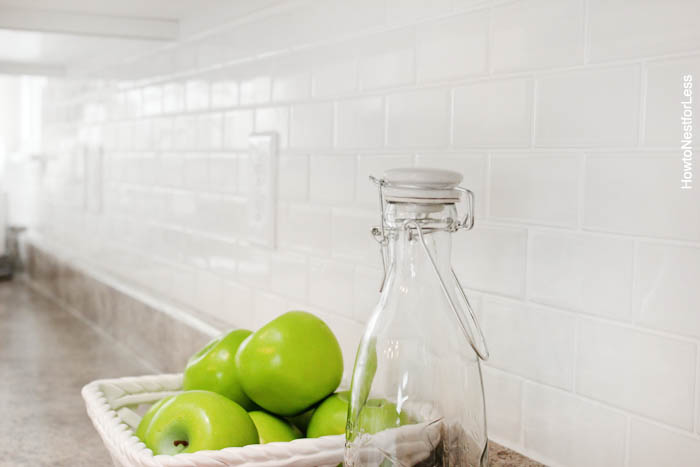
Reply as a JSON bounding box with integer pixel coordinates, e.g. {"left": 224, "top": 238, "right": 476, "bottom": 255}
{"left": 381, "top": 168, "right": 463, "bottom": 203}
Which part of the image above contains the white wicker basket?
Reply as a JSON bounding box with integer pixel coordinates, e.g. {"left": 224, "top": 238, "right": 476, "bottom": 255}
{"left": 82, "top": 373, "right": 344, "bottom": 467}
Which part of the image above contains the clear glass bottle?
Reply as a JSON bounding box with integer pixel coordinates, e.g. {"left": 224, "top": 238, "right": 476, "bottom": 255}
{"left": 345, "top": 168, "right": 489, "bottom": 467}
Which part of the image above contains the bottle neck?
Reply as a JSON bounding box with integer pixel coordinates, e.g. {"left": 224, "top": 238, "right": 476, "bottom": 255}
{"left": 383, "top": 203, "right": 456, "bottom": 277}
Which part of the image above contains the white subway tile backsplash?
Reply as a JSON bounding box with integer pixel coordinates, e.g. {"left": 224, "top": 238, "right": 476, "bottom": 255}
{"left": 482, "top": 298, "right": 576, "bottom": 389}
{"left": 240, "top": 76, "right": 271, "bottom": 105}
{"left": 491, "top": 0, "right": 584, "bottom": 72}
{"left": 629, "top": 419, "right": 700, "bottom": 467}
{"left": 453, "top": 225, "right": 527, "bottom": 297}
{"left": 635, "top": 242, "right": 700, "bottom": 339}
{"left": 309, "top": 258, "right": 354, "bottom": 319}
{"left": 272, "top": 71, "right": 311, "bottom": 102}
{"left": 536, "top": 66, "right": 640, "bottom": 147}
{"left": 416, "top": 11, "right": 488, "bottom": 82}
{"left": 331, "top": 208, "right": 377, "bottom": 265}
{"left": 522, "top": 382, "right": 627, "bottom": 467}
{"left": 210, "top": 79, "right": 238, "bottom": 109}
{"left": 312, "top": 57, "right": 357, "bottom": 98}
{"left": 528, "top": 232, "right": 634, "bottom": 320}
{"left": 588, "top": 0, "right": 700, "bottom": 62}
{"left": 353, "top": 265, "right": 382, "bottom": 322}
{"left": 644, "top": 56, "right": 700, "bottom": 147}
{"left": 269, "top": 251, "right": 308, "bottom": 301}
{"left": 584, "top": 154, "right": 700, "bottom": 241}
{"left": 163, "top": 82, "right": 185, "bottom": 113}
{"left": 196, "top": 114, "right": 223, "bottom": 149}
{"left": 489, "top": 153, "right": 580, "bottom": 226}
{"left": 280, "top": 204, "right": 332, "bottom": 254}
{"left": 185, "top": 80, "right": 210, "bottom": 111}
{"left": 336, "top": 97, "right": 385, "bottom": 148}
{"left": 309, "top": 156, "right": 355, "bottom": 204}
{"left": 387, "top": 88, "right": 450, "bottom": 148}
{"left": 453, "top": 79, "right": 533, "bottom": 147}
{"left": 208, "top": 154, "right": 238, "bottom": 193}
{"left": 576, "top": 319, "right": 696, "bottom": 429}
{"left": 278, "top": 155, "right": 309, "bottom": 201}
{"left": 182, "top": 153, "right": 210, "bottom": 190}
{"left": 386, "top": 0, "right": 452, "bottom": 27}
{"left": 483, "top": 367, "right": 523, "bottom": 446}
{"left": 224, "top": 110, "right": 254, "bottom": 150}
{"left": 358, "top": 30, "right": 415, "bottom": 90}
{"left": 255, "top": 107, "right": 289, "bottom": 148}
{"left": 291, "top": 102, "right": 334, "bottom": 148}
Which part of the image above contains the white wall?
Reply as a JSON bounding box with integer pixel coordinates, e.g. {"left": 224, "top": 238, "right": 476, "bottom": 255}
{"left": 35, "top": 0, "right": 700, "bottom": 465}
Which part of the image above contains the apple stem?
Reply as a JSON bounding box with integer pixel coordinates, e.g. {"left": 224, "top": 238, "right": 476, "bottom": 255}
{"left": 173, "top": 440, "right": 189, "bottom": 448}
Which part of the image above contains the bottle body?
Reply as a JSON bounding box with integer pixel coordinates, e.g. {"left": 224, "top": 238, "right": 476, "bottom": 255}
{"left": 345, "top": 203, "right": 488, "bottom": 467}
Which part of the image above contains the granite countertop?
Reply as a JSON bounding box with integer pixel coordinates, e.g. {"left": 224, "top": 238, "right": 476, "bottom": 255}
{"left": 0, "top": 280, "right": 541, "bottom": 466}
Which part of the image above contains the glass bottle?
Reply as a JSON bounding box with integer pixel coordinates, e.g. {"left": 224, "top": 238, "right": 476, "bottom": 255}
{"left": 345, "top": 168, "right": 489, "bottom": 467}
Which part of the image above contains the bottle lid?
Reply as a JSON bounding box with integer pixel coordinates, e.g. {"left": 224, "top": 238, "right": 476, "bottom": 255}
{"left": 382, "top": 168, "right": 463, "bottom": 203}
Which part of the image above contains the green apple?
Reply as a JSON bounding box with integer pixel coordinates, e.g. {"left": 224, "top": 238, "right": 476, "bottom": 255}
{"left": 248, "top": 411, "right": 302, "bottom": 443}
{"left": 135, "top": 395, "right": 174, "bottom": 442}
{"left": 183, "top": 329, "right": 256, "bottom": 410}
{"left": 307, "top": 392, "right": 411, "bottom": 438}
{"left": 235, "top": 311, "right": 343, "bottom": 415}
{"left": 143, "top": 390, "right": 259, "bottom": 454}
{"left": 286, "top": 406, "right": 315, "bottom": 434}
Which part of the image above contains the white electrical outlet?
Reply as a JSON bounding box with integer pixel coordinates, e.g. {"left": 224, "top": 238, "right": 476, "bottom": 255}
{"left": 247, "top": 133, "right": 278, "bottom": 248}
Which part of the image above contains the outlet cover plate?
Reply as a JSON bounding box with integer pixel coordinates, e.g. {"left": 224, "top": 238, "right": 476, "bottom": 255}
{"left": 247, "top": 133, "right": 278, "bottom": 248}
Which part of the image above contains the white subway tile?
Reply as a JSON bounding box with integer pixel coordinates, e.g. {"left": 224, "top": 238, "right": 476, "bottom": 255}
{"left": 291, "top": 102, "right": 334, "bottom": 148}
{"left": 414, "top": 154, "right": 487, "bottom": 218}
{"left": 236, "top": 244, "right": 271, "bottom": 288}
{"left": 536, "top": 66, "right": 640, "bottom": 147}
{"left": 331, "top": 208, "right": 377, "bottom": 265}
{"left": 196, "top": 113, "right": 223, "bottom": 149}
{"left": 208, "top": 154, "right": 238, "bottom": 193}
{"left": 529, "top": 232, "right": 634, "bottom": 320}
{"left": 489, "top": 153, "right": 580, "bottom": 226}
{"left": 251, "top": 291, "right": 289, "bottom": 329}
{"left": 356, "top": 155, "right": 414, "bottom": 206}
{"left": 588, "top": 0, "right": 700, "bottom": 62}
{"left": 269, "top": 251, "right": 308, "bottom": 301}
{"left": 309, "top": 258, "right": 354, "bottom": 319}
{"left": 210, "top": 80, "right": 238, "bottom": 108}
{"left": 576, "top": 319, "right": 696, "bottom": 429}
{"left": 491, "top": 0, "right": 583, "bottom": 72}
{"left": 159, "top": 153, "right": 185, "bottom": 187}
{"left": 483, "top": 367, "right": 522, "bottom": 446}
{"left": 644, "top": 56, "right": 700, "bottom": 147}
{"left": 278, "top": 155, "right": 309, "bottom": 202}
{"left": 279, "top": 204, "right": 332, "bottom": 254}
{"left": 143, "top": 86, "right": 162, "bottom": 116}
{"left": 163, "top": 82, "right": 185, "bottom": 113}
{"left": 453, "top": 225, "right": 527, "bottom": 297}
{"left": 219, "top": 280, "right": 255, "bottom": 325}
{"left": 272, "top": 71, "right": 311, "bottom": 102}
{"left": 584, "top": 153, "right": 700, "bottom": 241}
{"left": 336, "top": 96, "right": 385, "bottom": 148}
{"left": 416, "top": 11, "right": 488, "bottom": 82}
{"left": 240, "top": 76, "right": 271, "bottom": 105}
{"left": 185, "top": 80, "right": 210, "bottom": 111}
{"left": 309, "top": 155, "right": 355, "bottom": 204}
{"left": 522, "top": 383, "right": 627, "bottom": 467}
{"left": 482, "top": 298, "right": 576, "bottom": 389}
{"left": 312, "top": 58, "right": 357, "bottom": 98}
{"left": 635, "top": 242, "right": 700, "bottom": 339}
{"left": 182, "top": 153, "right": 210, "bottom": 190}
{"left": 194, "top": 270, "right": 226, "bottom": 314}
{"left": 629, "top": 419, "right": 700, "bottom": 467}
{"left": 207, "top": 237, "right": 239, "bottom": 280}
{"left": 358, "top": 30, "right": 415, "bottom": 90}
{"left": 453, "top": 79, "right": 533, "bottom": 147}
{"left": 223, "top": 110, "right": 254, "bottom": 150}
{"left": 386, "top": 0, "right": 451, "bottom": 26}
{"left": 387, "top": 88, "right": 450, "bottom": 148}
{"left": 172, "top": 116, "right": 196, "bottom": 150}
{"left": 353, "top": 265, "right": 382, "bottom": 323}
{"left": 255, "top": 107, "right": 289, "bottom": 148}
